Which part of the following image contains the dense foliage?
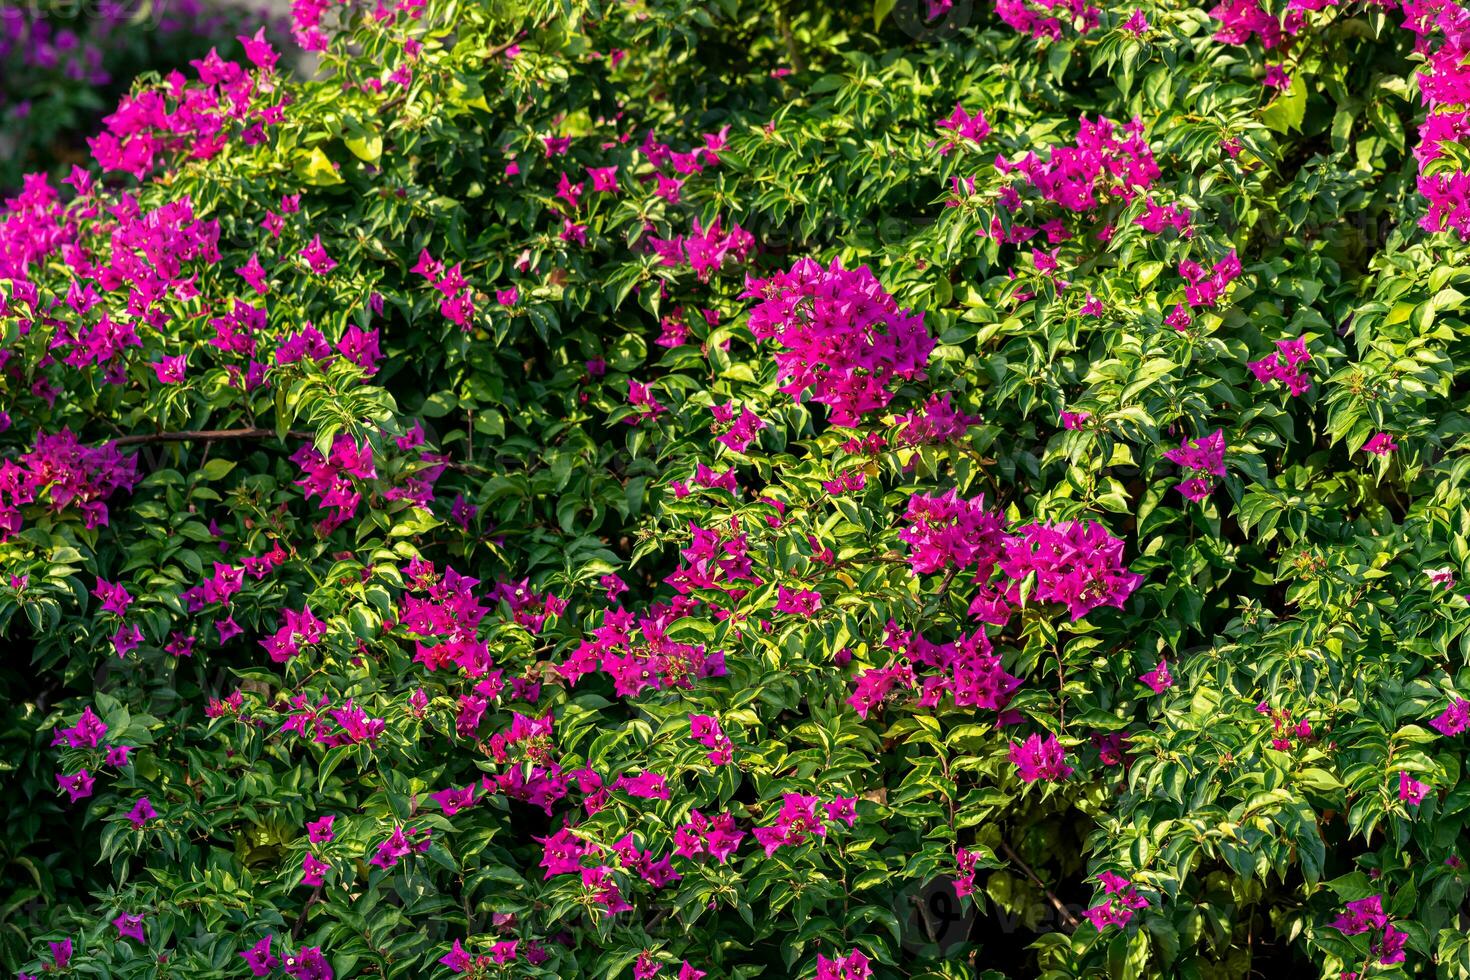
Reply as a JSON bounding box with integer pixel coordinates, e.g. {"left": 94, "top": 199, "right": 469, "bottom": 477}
{"left": 4, "top": 0, "right": 1470, "bottom": 977}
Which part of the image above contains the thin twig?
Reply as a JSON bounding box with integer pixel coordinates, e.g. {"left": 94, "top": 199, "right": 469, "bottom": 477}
{"left": 292, "top": 886, "right": 323, "bottom": 940}
{"left": 110, "top": 428, "right": 314, "bottom": 447}
{"left": 998, "top": 840, "right": 1079, "bottom": 930}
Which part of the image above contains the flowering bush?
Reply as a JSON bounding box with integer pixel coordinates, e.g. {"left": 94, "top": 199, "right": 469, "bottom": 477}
{"left": 3, "top": 0, "right": 1470, "bottom": 978}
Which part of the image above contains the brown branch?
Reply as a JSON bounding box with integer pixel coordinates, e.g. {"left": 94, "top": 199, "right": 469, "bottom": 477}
{"left": 776, "top": 5, "right": 807, "bottom": 74}
{"left": 110, "top": 428, "right": 313, "bottom": 447}
{"left": 292, "top": 885, "right": 323, "bottom": 940}
{"left": 998, "top": 840, "right": 1079, "bottom": 930}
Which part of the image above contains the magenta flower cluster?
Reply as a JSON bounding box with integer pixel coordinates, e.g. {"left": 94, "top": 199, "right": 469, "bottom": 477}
{"left": 743, "top": 258, "right": 936, "bottom": 426}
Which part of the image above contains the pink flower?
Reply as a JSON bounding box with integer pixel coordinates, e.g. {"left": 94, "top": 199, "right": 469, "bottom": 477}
{"left": 439, "top": 939, "right": 472, "bottom": 973}
{"left": 1139, "top": 658, "right": 1173, "bottom": 693}
{"left": 898, "top": 489, "right": 1008, "bottom": 575}
{"left": 151, "top": 355, "right": 188, "bottom": 383}
{"left": 1334, "top": 895, "right": 1388, "bottom": 935}
{"left": 432, "top": 785, "right": 479, "bottom": 815}
{"left": 238, "top": 28, "right": 279, "bottom": 71}
{"left": 284, "top": 945, "right": 333, "bottom": 979}
{"left": 49, "top": 939, "right": 72, "bottom": 970}
{"left": 847, "top": 661, "right": 915, "bottom": 718}
{"left": 241, "top": 935, "right": 280, "bottom": 976}
{"left": 1399, "top": 770, "right": 1429, "bottom": 805}
{"left": 299, "top": 236, "right": 337, "bottom": 274}
{"left": 774, "top": 585, "right": 822, "bottom": 615}
{"left": 126, "top": 796, "right": 157, "bottom": 829}
{"left": 1000, "top": 521, "right": 1143, "bottom": 620}
{"left": 56, "top": 706, "right": 107, "bottom": 749}
{"left": 302, "top": 853, "right": 330, "bottom": 886}
{"left": 556, "top": 172, "right": 584, "bottom": 209}
{"left": 1432, "top": 697, "right": 1470, "bottom": 736}
{"left": 236, "top": 252, "right": 269, "bottom": 293}
{"left": 935, "top": 102, "right": 991, "bottom": 154}
{"left": 824, "top": 796, "right": 858, "bottom": 827}
{"left": 93, "top": 576, "right": 133, "bottom": 616}
{"left": 58, "top": 769, "right": 95, "bottom": 802}
{"left": 626, "top": 380, "right": 667, "bottom": 423}
{"left": 1364, "top": 432, "right": 1399, "bottom": 455}
{"left": 614, "top": 771, "right": 671, "bottom": 800}
{"left": 753, "top": 793, "right": 828, "bottom": 856}
{"left": 1332, "top": 894, "right": 1408, "bottom": 963}
{"left": 1248, "top": 337, "right": 1312, "bottom": 396}
{"left": 308, "top": 815, "right": 336, "bottom": 842}
{"left": 337, "top": 325, "right": 382, "bottom": 374}
{"left": 1009, "top": 734, "right": 1072, "bottom": 782}
{"left": 113, "top": 623, "right": 144, "bottom": 657}
{"left": 114, "top": 912, "right": 146, "bottom": 943}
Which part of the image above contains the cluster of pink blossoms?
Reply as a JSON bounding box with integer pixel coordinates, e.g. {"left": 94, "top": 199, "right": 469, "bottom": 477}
{"left": 815, "top": 949, "right": 872, "bottom": 980}
{"left": 89, "top": 37, "right": 284, "bottom": 179}
{"left": 689, "top": 713, "right": 735, "bottom": 764}
{"left": 1209, "top": 0, "right": 1301, "bottom": 50}
{"left": 1257, "top": 700, "right": 1315, "bottom": 751}
{"left": 1405, "top": 0, "right": 1470, "bottom": 235}
{"left": 1247, "top": 337, "right": 1312, "bottom": 396}
{"left": 934, "top": 102, "right": 990, "bottom": 154}
{"left": 1084, "top": 871, "right": 1150, "bottom": 930}
{"left": 1001, "top": 521, "right": 1145, "bottom": 621}
{"left": 558, "top": 584, "right": 725, "bottom": 693}
{"left": 953, "top": 846, "right": 984, "bottom": 898}
{"left": 536, "top": 825, "right": 675, "bottom": 916}
{"left": 995, "top": 0, "right": 1100, "bottom": 38}
{"left": 893, "top": 393, "right": 981, "bottom": 447}
{"left": 751, "top": 792, "right": 858, "bottom": 856}
{"left": 1334, "top": 895, "right": 1408, "bottom": 965}
{"left": 0, "top": 429, "right": 137, "bottom": 537}
{"left": 290, "top": 434, "right": 379, "bottom": 533}
{"left": 648, "top": 216, "right": 755, "bottom": 281}
{"left": 857, "top": 625, "right": 1023, "bottom": 717}
{"left": 743, "top": 258, "right": 935, "bottom": 426}
{"left": 710, "top": 400, "right": 767, "bottom": 452}
{"left": 488, "top": 578, "right": 567, "bottom": 634}
{"left": 412, "top": 249, "right": 476, "bottom": 330}
{"left": 1178, "top": 250, "right": 1242, "bottom": 311}
{"left": 51, "top": 706, "right": 153, "bottom": 828}
{"left": 1010, "top": 733, "right": 1073, "bottom": 782}
{"left": 897, "top": 491, "right": 1143, "bottom": 626}
{"left": 996, "top": 115, "right": 1159, "bottom": 214}
{"left": 1163, "top": 428, "right": 1227, "bottom": 501}
{"left": 439, "top": 936, "right": 551, "bottom": 973}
